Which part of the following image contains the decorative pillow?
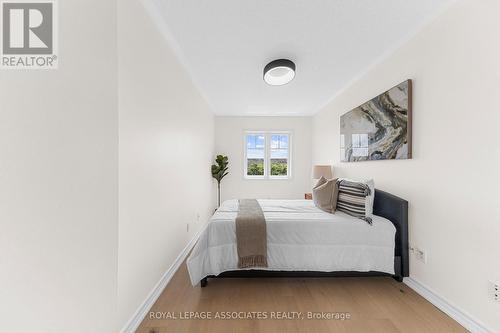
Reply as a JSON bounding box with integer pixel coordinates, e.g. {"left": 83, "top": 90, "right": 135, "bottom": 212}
{"left": 340, "top": 178, "right": 375, "bottom": 215}
{"left": 312, "top": 176, "right": 339, "bottom": 213}
{"left": 336, "top": 179, "right": 374, "bottom": 224}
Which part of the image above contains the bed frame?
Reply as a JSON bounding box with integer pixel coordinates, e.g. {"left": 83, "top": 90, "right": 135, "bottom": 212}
{"left": 200, "top": 189, "right": 408, "bottom": 287}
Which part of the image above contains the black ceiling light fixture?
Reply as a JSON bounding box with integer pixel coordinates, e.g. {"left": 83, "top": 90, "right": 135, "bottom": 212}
{"left": 263, "top": 59, "right": 296, "bottom": 86}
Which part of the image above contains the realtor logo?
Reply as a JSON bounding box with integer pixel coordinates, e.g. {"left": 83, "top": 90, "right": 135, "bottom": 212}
{"left": 1, "top": 0, "right": 58, "bottom": 69}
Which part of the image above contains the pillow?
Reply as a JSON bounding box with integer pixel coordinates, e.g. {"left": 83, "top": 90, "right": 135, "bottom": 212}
{"left": 336, "top": 179, "right": 374, "bottom": 224}
{"left": 339, "top": 178, "right": 375, "bottom": 216}
{"left": 312, "top": 177, "right": 339, "bottom": 213}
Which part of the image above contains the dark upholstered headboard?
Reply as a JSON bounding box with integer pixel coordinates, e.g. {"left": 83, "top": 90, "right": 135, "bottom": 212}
{"left": 373, "top": 189, "right": 409, "bottom": 278}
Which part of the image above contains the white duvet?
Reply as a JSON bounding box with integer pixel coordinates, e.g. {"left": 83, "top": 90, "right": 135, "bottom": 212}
{"left": 187, "top": 199, "right": 395, "bottom": 286}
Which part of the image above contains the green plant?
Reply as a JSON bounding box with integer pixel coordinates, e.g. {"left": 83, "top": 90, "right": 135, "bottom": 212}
{"left": 211, "top": 155, "right": 229, "bottom": 207}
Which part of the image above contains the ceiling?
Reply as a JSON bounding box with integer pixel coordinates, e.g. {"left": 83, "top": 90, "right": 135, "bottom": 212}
{"left": 152, "top": 0, "right": 452, "bottom": 116}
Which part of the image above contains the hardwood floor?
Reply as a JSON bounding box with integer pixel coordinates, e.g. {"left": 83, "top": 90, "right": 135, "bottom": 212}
{"left": 137, "top": 263, "right": 467, "bottom": 333}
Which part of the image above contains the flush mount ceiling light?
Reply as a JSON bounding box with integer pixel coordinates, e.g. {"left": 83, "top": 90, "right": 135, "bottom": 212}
{"left": 263, "top": 59, "right": 296, "bottom": 86}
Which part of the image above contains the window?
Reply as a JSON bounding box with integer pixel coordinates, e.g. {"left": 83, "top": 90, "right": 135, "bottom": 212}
{"left": 245, "top": 132, "right": 291, "bottom": 179}
{"left": 245, "top": 134, "right": 265, "bottom": 177}
{"left": 340, "top": 133, "right": 368, "bottom": 161}
{"left": 351, "top": 133, "right": 369, "bottom": 157}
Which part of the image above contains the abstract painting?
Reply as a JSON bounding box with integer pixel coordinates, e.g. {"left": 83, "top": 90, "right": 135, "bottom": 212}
{"left": 340, "top": 80, "right": 412, "bottom": 162}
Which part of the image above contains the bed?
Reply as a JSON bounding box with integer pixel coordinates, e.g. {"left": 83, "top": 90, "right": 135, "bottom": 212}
{"left": 187, "top": 189, "right": 408, "bottom": 287}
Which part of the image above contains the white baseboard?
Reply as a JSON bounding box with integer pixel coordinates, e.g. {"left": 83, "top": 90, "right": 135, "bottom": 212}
{"left": 120, "top": 236, "right": 494, "bottom": 333}
{"left": 120, "top": 228, "right": 203, "bottom": 333}
{"left": 404, "top": 277, "right": 493, "bottom": 333}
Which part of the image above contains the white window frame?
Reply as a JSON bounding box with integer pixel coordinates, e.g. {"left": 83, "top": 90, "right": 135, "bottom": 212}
{"left": 244, "top": 131, "right": 292, "bottom": 180}
{"left": 351, "top": 133, "right": 369, "bottom": 157}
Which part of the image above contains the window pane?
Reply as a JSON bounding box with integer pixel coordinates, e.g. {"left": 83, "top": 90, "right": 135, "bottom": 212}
{"left": 246, "top": 134, "right": 265, "bottom": 149}
{"left": 247, "top": 159, "right": 264, "bottom": 175}
{"left": 271, "top": 135, "right": 279, "bottom": 149}
{"left": 246, "top": 134, "right": 265, "bottom": 176}
{"left": 360, "top": 133, "right": 368, "bottom": 148}
{"left": 270, "top": 149, "right": 287, "bottom": 159}
{"left": 270, "top": 159, "right": 287, "bottom": 176}
{"left": 246, "top": 134, "right": 265, "bottom": 159}
{"left": 270, "top": 134, "right": 289, "bottom": 176}
{"left": 247, "top": 148, "right": 264, "bottom": 159}
{"left": 352, "top": 134, "right": 360, "bottom": 148}
{"left": 270, "top": 134, "right": 288, "bottom": 159}
{"left": 271, "top": 135, "right": 288, "bottom": 149}
{"left": 352, "top": 148, "right": 369, "bottom": 157}
{"left": 352, "top": 133, "right": 369, "bottom": 157}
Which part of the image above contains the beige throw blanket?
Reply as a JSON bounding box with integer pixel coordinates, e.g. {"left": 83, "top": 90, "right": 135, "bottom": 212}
{"left": 235, "top": 199, "right": 268, "bottom": 268}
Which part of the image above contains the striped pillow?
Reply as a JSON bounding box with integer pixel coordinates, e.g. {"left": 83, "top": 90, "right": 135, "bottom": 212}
{"left": 337, "top": 179, "right": 373, "bottom": 224}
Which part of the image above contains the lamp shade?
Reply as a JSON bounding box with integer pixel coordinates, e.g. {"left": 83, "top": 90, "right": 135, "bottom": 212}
{"left": 312, "top": 165, "right": 333, "bottom": 179}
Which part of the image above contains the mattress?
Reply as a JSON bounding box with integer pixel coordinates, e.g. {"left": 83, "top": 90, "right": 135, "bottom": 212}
{"left": 187, "top": 199, "right": 396, "bottom": 286}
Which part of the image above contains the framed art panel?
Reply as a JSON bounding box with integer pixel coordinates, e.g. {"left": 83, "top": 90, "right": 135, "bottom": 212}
{"left": 340, "top": 80, "right": 412, "bottom": 162}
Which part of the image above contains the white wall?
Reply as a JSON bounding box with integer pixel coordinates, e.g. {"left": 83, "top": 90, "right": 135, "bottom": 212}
{"left": 0, "top": 0, "right": 118, "bottom": 332}
{"left": 215, "top": 117, "right": 312, "bottom": 201}
{"left": 312, "top": 0, "right": 500, "bottom": 331}
{"left": 118, "top": 0, "right": 215, "bottom": 328}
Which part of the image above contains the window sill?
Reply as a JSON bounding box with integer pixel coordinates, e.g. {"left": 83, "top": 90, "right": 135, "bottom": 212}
{"left": 244, "top": 176, "right": 291, "bottom": 180}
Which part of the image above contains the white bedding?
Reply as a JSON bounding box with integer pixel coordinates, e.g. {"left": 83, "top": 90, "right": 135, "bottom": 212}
{"left": 187, "top": 199, "right": 396, "bottom": 286}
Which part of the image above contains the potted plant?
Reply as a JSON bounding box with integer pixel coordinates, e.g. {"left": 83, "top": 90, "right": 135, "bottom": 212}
{"left": 211, "top": 155, "right": 229, "bottom": 207}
